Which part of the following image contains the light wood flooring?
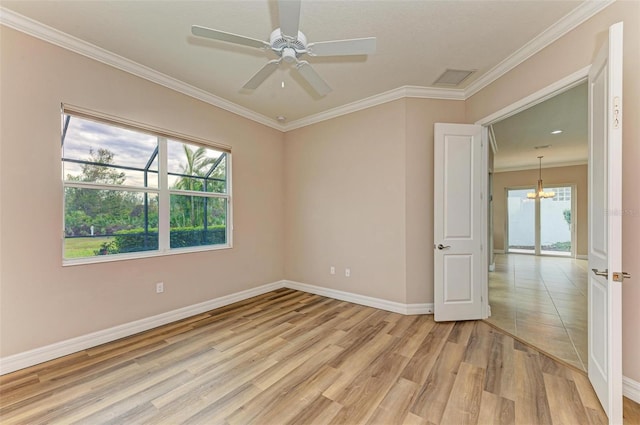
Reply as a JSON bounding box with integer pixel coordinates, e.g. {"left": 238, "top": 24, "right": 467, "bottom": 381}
{"left": 1, "top": 288, "right": 638, "bottom": 424}
{"left": 487, "top": 254, "right": 588, "bottom": 371}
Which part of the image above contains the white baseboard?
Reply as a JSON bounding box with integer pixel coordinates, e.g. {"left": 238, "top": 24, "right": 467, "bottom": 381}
{"left": 0, "top": 281, "right": 284, "bottom": 375}
{"left": 283, "top": 280, "right": 433, "bottom": 315}
{"left": 489, "top": 262, "right": 495, "bottom": 272}
{"left": 2, "top": 277, "right": 636, "bottom": 402}
{"left": 0, "top": 280, "right": 434, "bottom": 375}
{"left": 576, "top": 254, "right": 588, "bottom": 260}
{"left": 624, "top": 376, "right": 640, "bottom": 403}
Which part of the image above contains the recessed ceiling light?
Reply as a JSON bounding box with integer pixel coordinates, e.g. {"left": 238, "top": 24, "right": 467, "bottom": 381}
{"left": 551, "top": 130, "right": 563, "bottom": 134}
{"left": 276, "top": 115, "right": 287, "bottom": 123}
{"left": 281, "top": 81, "right": 285, "bottom": 89}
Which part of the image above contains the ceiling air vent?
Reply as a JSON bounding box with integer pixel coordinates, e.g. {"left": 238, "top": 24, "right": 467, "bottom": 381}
{"left": 433, "top": 69, "right": 475, "bottom": 86}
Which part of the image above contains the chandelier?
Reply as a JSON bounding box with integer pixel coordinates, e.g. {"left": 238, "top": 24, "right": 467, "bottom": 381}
{"left": 527, "top": 156, "right": 555, "bottom": 199}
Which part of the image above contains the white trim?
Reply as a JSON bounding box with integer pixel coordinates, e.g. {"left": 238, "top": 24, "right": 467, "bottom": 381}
{"left": 0, "top": 281, "right": 284, "bottom": 375}
{"left": 0, "top": 0, "right": 612, "bottom": 133}
{"left": 0, "top": 280, "right": 434, "bottom": 375}
{"left": 475, "top": 66, "right": 591, "bottom": 126}
{"left": 0, "top": 7, "right": 283, "bottom": 131}
{"left": 283, "top": 86, "right": 464, "bottom": 131}
{"left": 494, "top": 159, "right": 588, "bottom": 173}
{"left": 465, "top": 0, "right": 614, "bottom": 99}
{"left": 624, "top": 376, "right": 640, "bottom": 404}
{"left": 576, "top": 254, "right": 588, "bottom": 260}
{"left": 488, "top": 125, "right": 498, "bottom": 154}
{"left": 284, "top": 280, "right": 433, "bottom": 315}
{"left": 493, "top": 249, "right": 506, "bottom": 254}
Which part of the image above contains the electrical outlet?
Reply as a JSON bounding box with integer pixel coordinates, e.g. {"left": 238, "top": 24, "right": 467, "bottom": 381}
{"left": 156, "top": 282, "right": 164, "bottom": 293}
{"left": 345, "top": 268, "right": 351, "bottom": 277}
{"left": 330, "top": 266, "right": 335, "bottom": 275}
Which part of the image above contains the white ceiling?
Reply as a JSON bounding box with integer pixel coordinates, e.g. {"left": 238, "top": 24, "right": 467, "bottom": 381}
{"left": 492, "top": 82, "right": 588, "bottom": 171}
{"left": 2, "top": 0, "right": 604, "bottom": 130}
{"left": 0, "top": 0, "right": 611, "bottom": 170}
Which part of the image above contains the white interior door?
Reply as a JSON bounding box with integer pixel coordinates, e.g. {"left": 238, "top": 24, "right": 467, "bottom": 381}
{"left": 434, "top": 123, "right": 485, "bottom": 322}
{"left": 588, "top": 22, "right": 623, "bottom": 424}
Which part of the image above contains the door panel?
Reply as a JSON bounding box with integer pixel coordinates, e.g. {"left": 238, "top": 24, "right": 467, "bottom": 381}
{"left": 443, "top": 255, "right": 473, "bottom": 302}
{"left": 434, "top": 123, "right": 484, "bottom": 322}
{"left": 587, "top": 22, "right": 623, "bottom": 424}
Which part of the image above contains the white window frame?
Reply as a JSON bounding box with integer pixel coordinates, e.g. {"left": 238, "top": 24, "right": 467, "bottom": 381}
{"left": 62, "top": 105, "right": 233, "bottom": 266}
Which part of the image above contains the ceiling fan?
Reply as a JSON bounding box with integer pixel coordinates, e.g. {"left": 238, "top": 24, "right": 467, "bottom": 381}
{"left": 191, "top": 0, "right": 376, "bottom": 97}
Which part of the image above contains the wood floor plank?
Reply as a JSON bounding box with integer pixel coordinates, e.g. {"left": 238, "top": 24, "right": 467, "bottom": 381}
{"left": 514, "top": 350, "right": 553, "bottom": 425}
{"left": 366, "top": 378, "right": 419, "bottom": 425}
{"left": 285, "top": 394, "right": 343, "bottom": 425}
{"left": 225, "top": 344, "right": 344, "bottom": 425}
{"left": 439, "top": 361, "right": 484, "bottom": 425}
{"left": 0, "top": 290, "right": 613, "bottom": 425}
{"left": 409, "top": 340, "right": 467, "bottom": 423}
{"left": 543, "top": 373, "right": 590, "bottom": 425}
{"left": 477, "top": 391, "right": 515, "bottom": 425}
{"left": 623, "top": 397, "right": 640, "bottom": 425}
{"left": 400, "top": 321, "right": 454, "bottom": 386}
{"left": 484, "top": 331, "right": 516, "bottom": 401}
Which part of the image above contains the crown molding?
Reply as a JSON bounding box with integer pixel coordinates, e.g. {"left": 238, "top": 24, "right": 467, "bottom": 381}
{"left": 0, "top": 7, "right": 285, "bottom": 132}
{"left": 494, "top": 159, "right": 588, "bottom": 173}
{"left": 1, "top": 0, "right": 613, "bottom": 132}
{"left": 283, "top": 85, "right": 465, "bottom": 131}
{"left": 464, "top": 0, "right": 614, "bottom": 99}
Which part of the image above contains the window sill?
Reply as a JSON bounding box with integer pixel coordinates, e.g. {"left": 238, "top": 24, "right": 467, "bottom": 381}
{"left": 62, "top": 244, "right": 232, "bottom": 267}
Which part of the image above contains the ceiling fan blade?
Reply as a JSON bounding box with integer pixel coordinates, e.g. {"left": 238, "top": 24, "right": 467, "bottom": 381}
{"left": 296, "top": 61, "right": 331, "bottom": 96}
{"left": 243, "top": 60, "right": 281, "bottom": 90}
{"left": 192, "top": 25, "right": 269, "bottom": 49}
{"left": 278, "top": 0, "right": 301, "bottom": 38}
{"left": 307, "top": 37, "right": 377, "bottom": 56}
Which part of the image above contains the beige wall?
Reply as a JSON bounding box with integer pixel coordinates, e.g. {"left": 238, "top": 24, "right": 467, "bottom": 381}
{"left": 404, "top": 98, "right": 467, "bottom": 303}
{"left": 0, "top": 28, "right": 285, "bottom": 357}
{"left": 284, "top": 100, "right": 408, "bottom": 303}
{"left": 283, "top": 98, "right": 465, "bottom": 304}
{"left": 492, "top": 165, "right": 588, "bottom": 256}
{"left": 466, "top": 0, "right": 640, "bottom": 383}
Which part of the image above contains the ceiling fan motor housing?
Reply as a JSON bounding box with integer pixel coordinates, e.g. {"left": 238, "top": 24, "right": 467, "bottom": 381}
{"left": 270, "top": 28, "right": 307, "bottom": 57}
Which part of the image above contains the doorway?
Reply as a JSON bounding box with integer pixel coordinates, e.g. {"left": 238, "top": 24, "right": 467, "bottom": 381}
{"left": 483, "top": 80, "right": 588, "bottom": 370}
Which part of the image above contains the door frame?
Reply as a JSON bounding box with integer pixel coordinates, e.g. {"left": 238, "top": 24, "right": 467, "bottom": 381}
{"left": 475, "top": 66, "right": 591, "bottom": 318}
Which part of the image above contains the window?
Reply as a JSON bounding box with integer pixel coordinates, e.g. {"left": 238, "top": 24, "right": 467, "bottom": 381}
{"left": 62, "top": 106, "right": 231, "bottom": 264}
{"left": 552, "top": 186, "right": 571, "bottom": 202}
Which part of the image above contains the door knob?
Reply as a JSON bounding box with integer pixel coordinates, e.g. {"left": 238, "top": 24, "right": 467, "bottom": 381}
{"left": 437, "top": 244, "right": 451, "bottom": 250}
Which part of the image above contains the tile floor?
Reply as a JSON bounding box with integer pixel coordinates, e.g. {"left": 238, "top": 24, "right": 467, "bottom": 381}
{"left": 486, "top": 253, "right": 588, "bottom": 371}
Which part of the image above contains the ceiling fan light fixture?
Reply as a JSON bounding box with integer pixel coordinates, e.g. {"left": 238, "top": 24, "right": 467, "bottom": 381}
{"left": 282, "top": 47, "right": 297, "bottom": 63}
{"left": 191, "top": 0, "right": 376, "bottom": 97}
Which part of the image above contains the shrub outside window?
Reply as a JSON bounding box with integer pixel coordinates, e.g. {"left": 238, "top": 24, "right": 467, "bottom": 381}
{"left": 62, "top": 106, "right": 232, "bottom": 264}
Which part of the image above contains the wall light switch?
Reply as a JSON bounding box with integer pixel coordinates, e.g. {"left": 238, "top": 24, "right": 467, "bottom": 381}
{"left": 345, "top": 268, "right": 351, "bottom": 277}
{"left": 156, "top": 282, "right": 164, "bottom": 293}
{"left": 330, "top": 266, "right": 335, "bottom": 275}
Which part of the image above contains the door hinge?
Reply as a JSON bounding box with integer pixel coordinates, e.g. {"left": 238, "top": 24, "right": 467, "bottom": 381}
{"left": 612, "top": 271, "right": 631, "bottom": 282}
{"left": 613, "top": 96, "right": 621, "bottom": 129}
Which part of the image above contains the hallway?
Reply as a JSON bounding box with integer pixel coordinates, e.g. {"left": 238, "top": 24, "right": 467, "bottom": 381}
{"left": 486, "top": 254, "right": 587, "bottom": 371}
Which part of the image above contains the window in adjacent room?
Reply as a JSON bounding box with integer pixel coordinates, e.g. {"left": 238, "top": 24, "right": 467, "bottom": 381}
{"left": 61, "top": 106, "right": 231, "bottom": 264}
